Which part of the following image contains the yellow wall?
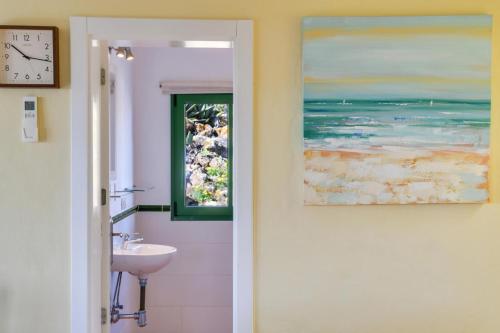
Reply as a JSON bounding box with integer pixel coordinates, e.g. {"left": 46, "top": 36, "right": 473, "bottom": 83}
{"left": 1, "top": 1, "right": 500, "bottom": 332}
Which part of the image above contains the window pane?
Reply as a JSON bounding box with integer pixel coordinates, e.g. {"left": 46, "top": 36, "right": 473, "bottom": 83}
{"left": 184, "top": 103, "right": 229, "bottom": 207}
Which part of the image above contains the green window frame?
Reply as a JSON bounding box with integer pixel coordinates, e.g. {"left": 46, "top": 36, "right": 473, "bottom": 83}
{"left": 171, "top": 93, "right": 233, "bottom": 221}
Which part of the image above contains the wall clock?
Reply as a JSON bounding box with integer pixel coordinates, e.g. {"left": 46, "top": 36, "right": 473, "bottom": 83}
{"left": 0, "top": 26, "right": 59, "bottom": 88}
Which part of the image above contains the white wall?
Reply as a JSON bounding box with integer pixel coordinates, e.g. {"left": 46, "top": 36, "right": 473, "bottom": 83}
{"left": 132, "top": 47, "right": 233, "bottom": 333}
{"left": 109, "top": 54, "right": 138, "bottom": 333}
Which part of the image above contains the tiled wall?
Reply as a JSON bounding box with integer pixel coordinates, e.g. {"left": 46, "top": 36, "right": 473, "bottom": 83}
{"left": 132, "top": 47, "right": 234, "bottom": 333}
{"left": 137, "top": 215, "right": 232, "bottom": 333}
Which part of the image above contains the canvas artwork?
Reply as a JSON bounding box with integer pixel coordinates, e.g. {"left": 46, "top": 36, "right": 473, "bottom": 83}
{"left": 302, "top": 16, "right": 492, "bottom": 205}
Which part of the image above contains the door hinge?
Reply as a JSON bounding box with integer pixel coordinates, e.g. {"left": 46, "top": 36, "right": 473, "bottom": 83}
{"left": 101, "top": 307, "right": 107, "bottom": 325}
{"left": 101, "top": 188, "right": 107, "bottom": 206}
{"left": 100, "top": 68, "right": 106, "bottom": 86}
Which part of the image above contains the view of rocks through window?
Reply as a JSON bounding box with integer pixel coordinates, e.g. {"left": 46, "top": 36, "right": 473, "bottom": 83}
{"left": 184, "top": 103, "right": 230, "bottom": 207}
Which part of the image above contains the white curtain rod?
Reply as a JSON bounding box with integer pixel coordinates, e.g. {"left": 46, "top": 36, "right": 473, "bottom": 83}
{"left": 159, "top": 80, "right": 233, "bottom": 94}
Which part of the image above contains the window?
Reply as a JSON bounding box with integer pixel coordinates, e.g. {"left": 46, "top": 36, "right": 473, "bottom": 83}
{"left": 171, "top": 93, "right": 233, "bottom": 221}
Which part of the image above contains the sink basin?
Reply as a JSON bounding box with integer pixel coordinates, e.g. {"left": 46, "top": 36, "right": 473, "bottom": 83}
{"left": 112, "top": 243, "right": 177, "bottom": 278}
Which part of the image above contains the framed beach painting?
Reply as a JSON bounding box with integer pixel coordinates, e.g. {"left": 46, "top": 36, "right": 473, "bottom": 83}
{"left": 302, "top": 15, "right": 492, "bottom": 205}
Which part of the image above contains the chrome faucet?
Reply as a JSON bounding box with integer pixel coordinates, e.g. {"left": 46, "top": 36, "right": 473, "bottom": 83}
{"left": 124, "top": 233, "right": 144, "bottom": 249}
{"left": 112, "top": 232, "right": 144, "bottom": 249}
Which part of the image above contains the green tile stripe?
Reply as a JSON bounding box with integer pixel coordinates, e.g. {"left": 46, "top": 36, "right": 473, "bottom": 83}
{"left": 137, "top": 205, "right": 171, "bottom": 212}
{"left": 111, "top": 206, "right": 139, "bottom": 224}
{"left": 111, "top": 205, "right": 171, "bottom": 224}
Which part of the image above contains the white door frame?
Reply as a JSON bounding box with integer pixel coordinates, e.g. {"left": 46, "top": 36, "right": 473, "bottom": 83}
{"left": 70, "top": 17, "right": 253, "bottom": 333}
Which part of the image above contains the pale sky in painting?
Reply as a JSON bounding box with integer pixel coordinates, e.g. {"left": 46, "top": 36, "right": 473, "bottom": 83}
{"left": 302, "top": 16, "right": 492, "bottom": 100}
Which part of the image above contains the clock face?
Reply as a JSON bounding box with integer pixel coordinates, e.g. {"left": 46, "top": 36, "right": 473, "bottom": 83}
{"left": 0, "top": 26, "right": 59, "bottom": 88}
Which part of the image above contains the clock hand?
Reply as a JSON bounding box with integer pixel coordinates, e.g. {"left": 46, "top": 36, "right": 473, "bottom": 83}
{"left": 8, "top": 43, "right": 31, "bottom": 60}
{"left": 8, "top": 43, "right": 51, "bottom": 62}
{"left": 28, "top": 56, "right": 52, "bottom": 63}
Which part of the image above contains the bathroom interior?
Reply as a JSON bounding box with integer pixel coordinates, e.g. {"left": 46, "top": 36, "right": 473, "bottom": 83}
{"left": 108, "top": 42, "right": 234, "bottom": 333}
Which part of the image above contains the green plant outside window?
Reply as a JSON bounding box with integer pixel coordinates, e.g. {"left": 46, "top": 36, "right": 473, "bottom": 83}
{"left": 171, "top": 93, "right": 233, "bottom": 221}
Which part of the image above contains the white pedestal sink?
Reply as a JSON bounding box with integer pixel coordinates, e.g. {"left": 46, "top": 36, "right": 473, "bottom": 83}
{"left": 112, "top": 243, "right": 177, "bottom": 278}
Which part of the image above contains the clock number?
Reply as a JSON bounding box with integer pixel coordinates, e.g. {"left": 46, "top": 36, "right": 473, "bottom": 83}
{"left": 14, "top": 73, "right": 19, "bottom": 79}
{"left": 4, "top": 43, "right": 10, "bottom": 49}
{"left": 23, "top": 34, "right": 30, "bottom": 42}
{"left": 25, "top": 74, "right": 30, "bottom": 80}
{"left": 45, "top": 43, "right": 49, "bottom": 50}
{"left": 37, "top": 35, "right": 41, "bottom": 41}
{"left": 45, "top": 55, "right": 50, "bottom": 61}
{"left": 5, "top": 65, "right": 9, "bottom": 72}
{"left": 45, "top": 66, "right": 50, "bottom": 72}
{"left": 4, "top": 54, "right": 9, "bottom": 59}
{"left": 37, "top": 73, "right": 41, "bottom": 80}
{"left": 12, "top": 34, "right": 17, "bottom": 41}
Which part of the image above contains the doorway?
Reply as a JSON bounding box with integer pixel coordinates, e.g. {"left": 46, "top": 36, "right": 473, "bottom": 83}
{"left": 70, "top": 17, "right": 253, "bottom": 333}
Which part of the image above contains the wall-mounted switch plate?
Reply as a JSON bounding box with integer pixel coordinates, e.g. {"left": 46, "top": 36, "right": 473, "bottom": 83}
{"left": 22, "top": 96, "right": 39, "bottom": 143}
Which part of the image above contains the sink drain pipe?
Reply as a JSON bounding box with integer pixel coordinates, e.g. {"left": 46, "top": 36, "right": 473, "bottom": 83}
{"left": 111, "top": 274, "right": 148, "bottom": 327}
{"left": 137, "top": 278, "right": 147, "bottom": 327}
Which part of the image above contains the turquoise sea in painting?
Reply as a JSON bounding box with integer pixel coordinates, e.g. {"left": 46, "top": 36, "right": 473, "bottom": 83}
{"left": 302, "top": 16, "right": 492, "bottom": 205}
{"left": 304, "top": 99, "right": 490, "bottom": 152}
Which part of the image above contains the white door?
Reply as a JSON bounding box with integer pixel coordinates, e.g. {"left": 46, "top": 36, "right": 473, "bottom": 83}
{"left": 89, "top": 39, "right": 111, "bottom": 333}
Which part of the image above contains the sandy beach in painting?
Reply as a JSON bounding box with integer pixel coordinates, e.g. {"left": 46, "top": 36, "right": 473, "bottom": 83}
{"left": 304, "top": 148, "right": 488, "bottom": 205}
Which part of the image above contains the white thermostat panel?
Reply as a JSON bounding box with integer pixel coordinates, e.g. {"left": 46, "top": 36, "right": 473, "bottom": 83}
{"left": 22, "top": 96, "right": 39, "bottom": 142}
